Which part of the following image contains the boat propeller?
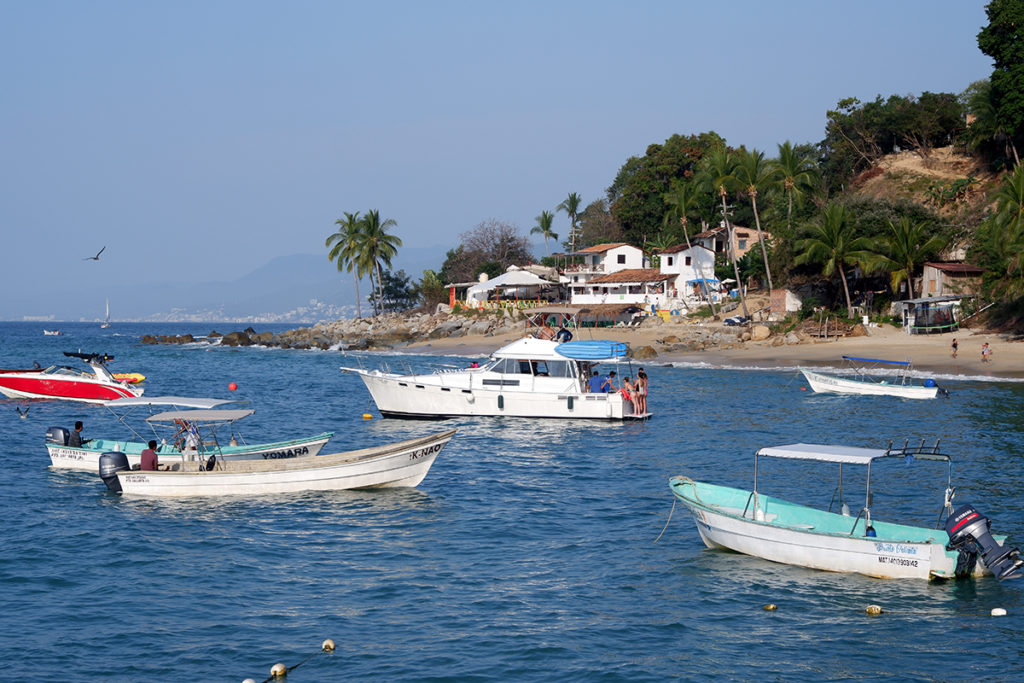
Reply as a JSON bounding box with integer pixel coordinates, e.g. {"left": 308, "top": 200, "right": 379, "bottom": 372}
{"left": 945, "top": 503, "right": 1024, "bottom": 580}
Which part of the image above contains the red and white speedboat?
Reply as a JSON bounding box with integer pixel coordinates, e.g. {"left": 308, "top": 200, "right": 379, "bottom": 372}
{"left": 0, "top": 352, "right": 144, "bottom": 403}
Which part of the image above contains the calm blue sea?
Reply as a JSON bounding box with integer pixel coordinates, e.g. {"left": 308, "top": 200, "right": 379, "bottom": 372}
{"left": 1, "top": 321, "right": 1023, "bottom": 682}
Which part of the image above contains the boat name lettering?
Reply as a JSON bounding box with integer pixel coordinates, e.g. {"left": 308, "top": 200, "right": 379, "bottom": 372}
{"left": 409, "top": 443, "right": 443, "bottom": 460}
{"left": 877, "top": 556, "right": 918, "bottom": 567}
{"left": 261, "top": 446, "right": 308, "bottom": 460}
{"left": 873, "top": 542, "right": 918, "bottom": 555}
{"left": 121, "top": 474, "right": 149, "bottom": 483}
{"left": 54, "top": 448, "right": 85, "bottom": 461}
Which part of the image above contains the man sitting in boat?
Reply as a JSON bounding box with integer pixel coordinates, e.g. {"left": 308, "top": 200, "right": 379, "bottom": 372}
{"left": 68, "top": 421, "right": 90, "bottom": 447}
{"left": 536, "top": 320, "right": 556, "bottom": 340}
{"left": 140, "top": 440, "right": 161, "bottom": 471}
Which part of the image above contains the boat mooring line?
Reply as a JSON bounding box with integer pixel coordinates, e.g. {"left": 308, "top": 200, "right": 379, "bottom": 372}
{"left": 654, "top": 498, "right": 676, "bottom": 543}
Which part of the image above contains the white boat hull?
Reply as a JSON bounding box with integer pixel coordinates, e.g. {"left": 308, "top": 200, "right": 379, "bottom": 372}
{"left": 111, "top": 429, "right": 455, "bottom": 497}
{"left": 351, "top": 369, "right": 645, "bottom": 420}
{"left": 800, "top": 368, "right": 938, "bottom": 399}
{"left": 47, "top": 433, "right": 333, "bottom": 472}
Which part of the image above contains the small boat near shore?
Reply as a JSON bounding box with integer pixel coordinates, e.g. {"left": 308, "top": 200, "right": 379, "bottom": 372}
{"left": 799, "top": 356, "right": 945, "bottom": 399}
{"left": 669, "top": 440, "right": 1023, "bottom": 580}
{"left": 342, "top": 337, "right": 651, "bottom": 420}
{"left": 45, "top": 395, "right": 333, "bottom": 471}
{"left": 0, "top": 352, "right": 144, "bottom": 403}
{"left": 99, "top": 429, "right": 456, "bottom": 497}
{"left": 43, "top": 329, "right": 62, "bottom": 336}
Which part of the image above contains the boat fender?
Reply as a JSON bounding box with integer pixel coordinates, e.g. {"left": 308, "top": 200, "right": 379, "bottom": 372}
{"left": 567, "top": 396, "right": 574, "bottom": 410}
{"left": 45, "top": 426, "right": 69, "bottom": 446}
{"left": 498, "top": 395, "right": 504, "bottom": 410}
{"left": 99, "top": 451, "right": 130, "bottom": 492}
{"left": 865, "top": 525, "right": 876, "bottom": 537}
{"left": 924, "top": 378, "right": 936, "bottom": 388}
{"left": 203, "top": 455, "right": 217, "bottom": 472}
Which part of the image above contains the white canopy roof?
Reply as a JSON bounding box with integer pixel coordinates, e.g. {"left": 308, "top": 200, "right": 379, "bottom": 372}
{"left": 466, "top": 270, "right": 552, "bottom": 297}
{"left": 106, "top": 396, "right": 239, "bottom": 410}
{"left": 146, "top": 408, "right": 255, "bottom": 423}
{"left": 757, "top": 443, "right": 950, "bottom": 464}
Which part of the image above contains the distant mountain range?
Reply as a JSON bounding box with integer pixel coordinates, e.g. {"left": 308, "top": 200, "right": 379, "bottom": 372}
{"left": 9, "top": 247, "right": 447, "bottom": 323}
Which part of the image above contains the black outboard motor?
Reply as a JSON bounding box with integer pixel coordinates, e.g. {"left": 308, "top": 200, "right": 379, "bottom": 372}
{"left": 99, "top": 451, "right": 130, "bottom": 492}
{"left": 46, "top": 426, "right": 69, "bottom": 446}
{"left": 945, "top": 503, "right": 1024, "bottom": 580}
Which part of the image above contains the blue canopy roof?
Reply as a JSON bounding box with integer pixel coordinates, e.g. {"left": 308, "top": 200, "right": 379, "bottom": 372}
{"left": 686, "top": 278, "right": 720, "bottom": 285}
{"left": 556, "top": 340, "right": 628, "bottom": 360}
{"left": 843, "top": 355, "right": 910, "bottom": 366}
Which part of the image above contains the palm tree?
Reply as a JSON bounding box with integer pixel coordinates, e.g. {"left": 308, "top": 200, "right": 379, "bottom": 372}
{"left": 795, "top": 203, "right": 875, "bottom": 318}
{"left": 698, "top": 148, "right": 748, "bottom": 319}
{"left": 557, "top": 192, "right": 583, "bottom": 255}
{"left": 733, "top": 148, "right": 780, "bottom": 291}
{"left": 326, "top": 211, "right": 366, "bottom": 319}
{"left": 982, "top": 163, "right": 1024, "bottom": 299}
{"left": 774, "top": 141, "right": 820, "bottom": 234}
{"left": 871, "top": 217, "right": 947, "bottom": 298}
{"left": 663, "top": 182, "right": 717, "bottom": 314}
{"left": 531, "top": 210, "right": 558, "bottom": 257}
{"left": 357, "top": 209, "right": 403, "bottom": 316}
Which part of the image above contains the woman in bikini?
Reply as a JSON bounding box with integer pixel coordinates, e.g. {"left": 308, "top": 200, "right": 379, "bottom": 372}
{"left": 621, "top": 376, "right": 640, "bottom": 414}
{"left": 635, "top": 368, "right": 648, "bottom": 414}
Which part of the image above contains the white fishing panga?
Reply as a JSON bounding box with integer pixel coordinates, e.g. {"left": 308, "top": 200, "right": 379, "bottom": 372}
{"left": 46, "top": 395, "right": 333, "bottom": 471}
{"left": 799, "top": 356, "right": 945, "bottom": 399}
{"left": 669, "top": 440, "right": 1023, "bottom": 580}
{"left": 99, "top": 429, "right": 456, "bottom": 497}
{"left": 342, "top": 337, "right": 651, "bottom": 420}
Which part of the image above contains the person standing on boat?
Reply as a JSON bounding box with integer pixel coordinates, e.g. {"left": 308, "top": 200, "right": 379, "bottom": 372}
{"left": 140, "top": 440, "right": 160, "bottom": 471}
{"left": 555, "top": 326, "right": 573, "bottom": 342}
{"left": 68, "top": 421, "right": 90, "bottom": 448}
{"left": 587, "top": 370, "right": 603, "bottom": 393}
{"left": 636, "top": 368, "right": 648, "bottom": 414}
{"left": 602, "top": 371, "right": 617, "bottom": 393}
{"left": 951, "top": 338, "right": 958, "bottom": 359}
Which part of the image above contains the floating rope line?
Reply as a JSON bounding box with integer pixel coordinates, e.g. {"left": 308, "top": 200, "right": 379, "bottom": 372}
{"left": 252, "top": 639, "right": 335, "bottom": 683}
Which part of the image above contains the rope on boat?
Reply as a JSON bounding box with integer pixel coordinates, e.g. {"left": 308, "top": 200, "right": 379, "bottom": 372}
{"left": 654, "top": 498, "right": 676, "bottom": 543}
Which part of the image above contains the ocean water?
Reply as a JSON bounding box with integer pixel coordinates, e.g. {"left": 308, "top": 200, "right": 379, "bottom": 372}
{"left": 1, "top": 321, "right": 1023, "bottom": 682}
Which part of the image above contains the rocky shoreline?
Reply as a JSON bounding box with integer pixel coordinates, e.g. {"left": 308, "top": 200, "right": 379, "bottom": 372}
{"left": 140, "top": 306, "right": 862, "bottom": 361}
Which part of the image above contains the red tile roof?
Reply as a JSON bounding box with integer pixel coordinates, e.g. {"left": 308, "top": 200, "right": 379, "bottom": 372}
{"left": 925, "top": 262, "right": 984, "bottom": 274}
{"left": 583, "top": 268, "right": 673, "bottom": 284}
{"left": 578, "top": 243, "right": 632, "bottom": 253}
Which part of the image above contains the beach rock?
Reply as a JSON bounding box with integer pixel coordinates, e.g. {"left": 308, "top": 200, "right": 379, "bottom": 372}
{"left": 208, "top": 330, "right": 222, "bottom": 338}
{"left": 632, "top": 345, "right": 658, "bottom": 360}
{"left": 785, "top": 332, "right": 801, "bottom": 345}
{"left": 251, "top": 331, "right": 276, "bottom": 345}
{"left": 740, "top": 332, "right": 752, "bottom": 342}
{"left": 770, "top": 336, "right": 786, "bottom": 346}
{"left": 140, "top": 334, "right": 158, "bottom": 344}
{"left": 467, "top": 320, "right": 492, "bottom": 336}
{"left": 659, "top": 335, "right": 681, "bottom": 344}
{"left": 428, "top": 320, "right": 464, "bottom": 339}
{"left": 751, "top": 325, "right": 771, "bottom": 341}
{"left": 221, "top": 331, "right": 253, "bottom": 347}
{"left": 849, "top": 323, "right": 867, "bottom": 337}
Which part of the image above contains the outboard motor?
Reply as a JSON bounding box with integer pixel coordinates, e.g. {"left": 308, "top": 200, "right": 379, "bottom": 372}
{"left": 945, "top": 503, "right": 1024, "bottom": 580}
{"left": 99, "top": 451, "right": 130, "bottom": 492}
{"left": 46, "top": 426, "right": 69, "bottom": 446}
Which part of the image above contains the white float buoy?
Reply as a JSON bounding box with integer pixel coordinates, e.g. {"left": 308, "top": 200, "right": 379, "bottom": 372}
{"left": 243, "top": 679, "right": 257, "bottom": 683}
{"left": 271, "top": 662, "right": 287, "bottom": 677}
{"left": 322, "top": 638, "right": 335, "bottom": 652}
{"left": 992, "top": 607, "right": 1007, "bottom": 617}
{"left": 865, "top": 604, "right": 883, "bottom": 615}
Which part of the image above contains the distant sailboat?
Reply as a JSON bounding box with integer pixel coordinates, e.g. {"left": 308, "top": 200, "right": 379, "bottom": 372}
{"left": 100, "top": 299, "right": 111, "bottom": 328}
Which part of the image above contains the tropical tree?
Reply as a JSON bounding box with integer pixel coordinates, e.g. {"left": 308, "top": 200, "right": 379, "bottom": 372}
{"left": 357, "top": 209, "right": 403, "bottom": 315}
{"left": 975, "top": 163, "right": 1024, "bottom": 303}
{"left": 732, "top": 148, "right": 779, "bottom": 291}
{"left": 795, "top": 203, "right": 875, "bottom": 318}
{"left": 774, "top": 141, "right": 820, "bottom": 234}
{"left": 869, "top": 217, "right": 947, "bottom": 298}
{"left": 326, "top": 211, "right": 366, "bottom": 319}
{"left": 557, "top": 192, "right": 583, "bottom": 254}
{"left": 663, "top": 181, "right": 717, "bottom": 314}
{"left": 698, "top": 148, "right": 748, "bottom": 319}
{"left": 978, "top": 0, "right": 1024, "bottom": 167}
{"left": 531, "top": 210, "right": 558, "bottom": 257}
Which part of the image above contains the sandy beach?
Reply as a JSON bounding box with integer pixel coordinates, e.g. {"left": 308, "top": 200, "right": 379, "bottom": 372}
{"left": 404, "top": 323, "right": 1022, "bottom": 380}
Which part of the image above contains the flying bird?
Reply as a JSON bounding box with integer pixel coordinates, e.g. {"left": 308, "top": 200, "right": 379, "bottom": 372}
{"left": 16, "top": 406, "right": 29, "bottom": 419}
{"left": 84, "top": 246, "right": 106, "bottom": 261}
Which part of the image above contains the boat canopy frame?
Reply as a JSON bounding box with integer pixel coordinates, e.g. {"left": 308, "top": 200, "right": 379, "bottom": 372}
{"left": 840, "top": 355, "right": 915, "bottom": 386}
{"left": 102, "top": 396, "right": 250, "bottom": 443}
{"left": 748, "top": 439, "right": 953, "bottom": 537}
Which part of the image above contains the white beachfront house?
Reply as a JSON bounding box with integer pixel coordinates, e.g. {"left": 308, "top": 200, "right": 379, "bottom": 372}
{"left": 658, "top": 243, "right": 718, "bottom": 303}
{"left": 569, "top": 268, "right": 674, "bottom": 307}
{"left": 563, "top": 243, "right": 646, "bottom": 289}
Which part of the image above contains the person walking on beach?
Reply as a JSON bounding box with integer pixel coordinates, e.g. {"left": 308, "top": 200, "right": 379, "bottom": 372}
{"left": 982, "top": 342, "right": 992, "bottom": 363}
{"left": 951, "top": 338, "right": 958, "bottom": 359}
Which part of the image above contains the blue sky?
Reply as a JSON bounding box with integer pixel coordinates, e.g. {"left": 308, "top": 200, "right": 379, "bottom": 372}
{"left": 0, "top": 1, "right": 994, "bottom": 315}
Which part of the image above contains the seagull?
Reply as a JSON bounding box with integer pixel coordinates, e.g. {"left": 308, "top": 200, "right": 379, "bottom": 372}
{"left": 16, "top": 406, "right": 29, "bottom": 419}
{"left": 84, "top": 246, "right": 106, "bottom": 261}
